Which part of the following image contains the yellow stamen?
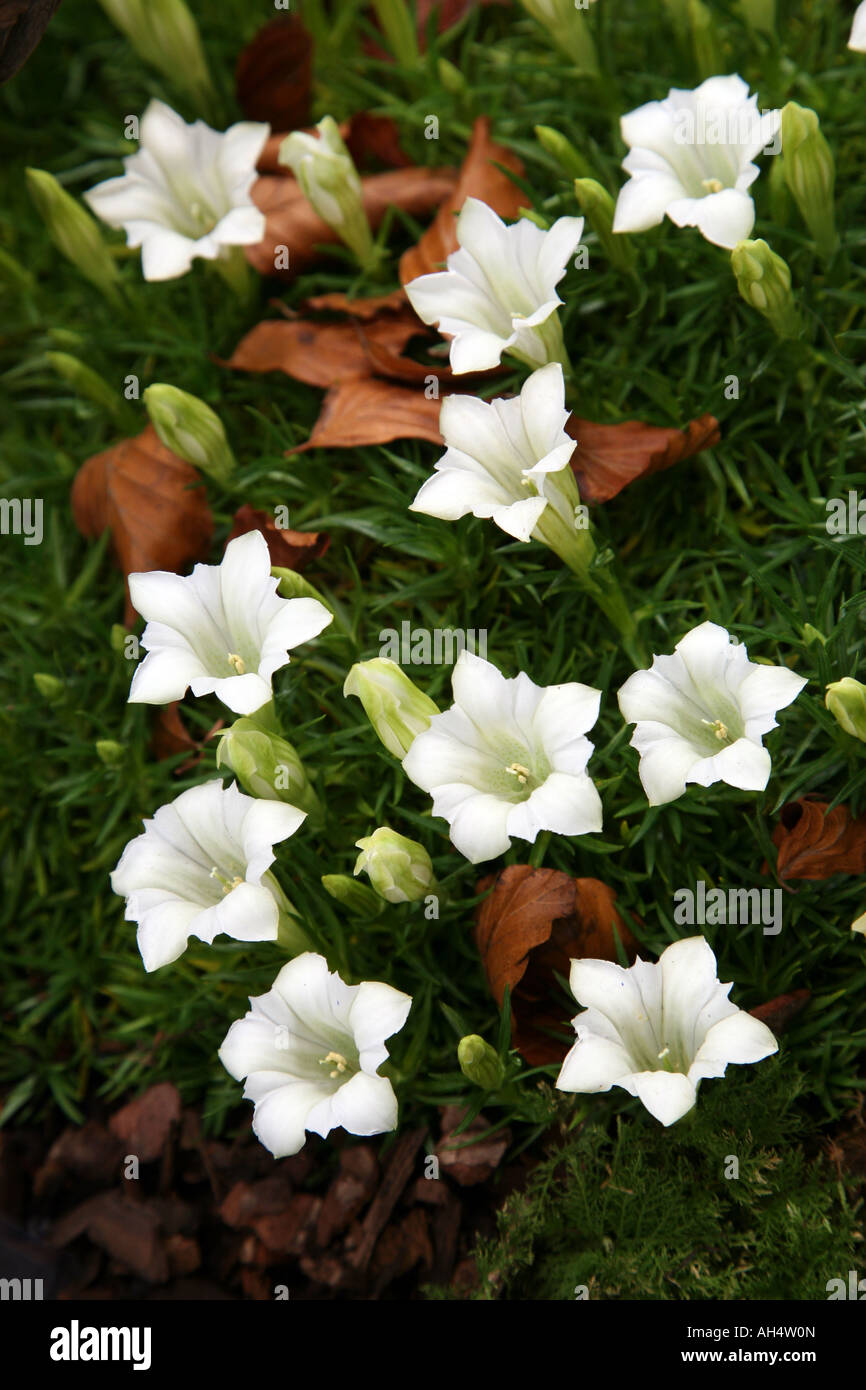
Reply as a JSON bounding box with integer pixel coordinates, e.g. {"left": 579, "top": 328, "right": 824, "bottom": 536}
{"left": 702, "top": 177, "right": 724, "bottom": 194}
{"left": 320, "top": 1050, "right": 350, "bottom": 1079}
{"left": 505, "top": 761, "right": 531, "bottom": 786}
{"left": 227, "top": 653, "right": 246, "bottom": 675}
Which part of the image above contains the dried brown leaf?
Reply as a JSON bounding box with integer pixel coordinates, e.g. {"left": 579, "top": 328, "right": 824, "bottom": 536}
{"left": 568, "top": 413, "right": 721, "bottom": 504}
{"left": 770, "top": 798, "right": 866, "bottom": 881}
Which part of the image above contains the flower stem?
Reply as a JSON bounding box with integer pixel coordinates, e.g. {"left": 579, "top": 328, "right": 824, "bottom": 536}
{"left": 211, "top": 246, "right": 256, "bottom": 301}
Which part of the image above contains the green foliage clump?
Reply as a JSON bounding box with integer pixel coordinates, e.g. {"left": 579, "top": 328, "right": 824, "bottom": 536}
{"left": 456, "top": 1062, "right": 862, "bottom": 1300}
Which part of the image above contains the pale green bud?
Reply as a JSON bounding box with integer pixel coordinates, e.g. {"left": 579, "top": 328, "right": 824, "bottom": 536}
{"left": 731, "top": 238, "right": 802, "bottom": 339}
{"left": 780, "top": 102, "right": 837, "bottom": 258}
{"left": 437, "top": 58, "right": 466, "bottom": 95}
{"left": 96, "top": 739, "right": 125, "bottom": 765}
{"left": 272, "top": 567, "right": 333, "bottom": 611}
{"left": 353, "top": 827, "right": 435, "bottom": 904}
{"left": 457, "top": 1035, "right": 506, "bottom": 1091}
{"left": 143, "top": 384, "right": 235, "bottom": 484}
{"left": 535, "top": 125, "right": 594, "bottom": 182}
{"left": 97, "top": 0, "right": 217, "bottom": 118}
{"left": 321, "top": 874, "right": 381, "bottom": 918}
{"left": 279, "top": 118, "right": 377, "bottom": 272}
{"left": 45, "top": 352, "right": 126, "bottom": 421}
{"left": 853, "top": 908, "right": 866, "bottom": 937}
{"left": 801, "top": 623, "right": 826, "bottom": 647}
{"left": 33, "top": 672, "right": 64, "bottom": 701}
{"left": 25, "top": 169, "right": 120, "bottom": 303}
{"left": 343, "top": 658, "right": 439, "bottom": 759}
{"left": 216, "top": 718, "right": 321, "bottom": 817}
{"left": 825, "top": 678, "right": 866, "bottom": 743}
{"left": 519, "top": 0, "right": 599, "bottom": 74}
{"left": 573, "top": 177, "right": 635, "bottom": 272}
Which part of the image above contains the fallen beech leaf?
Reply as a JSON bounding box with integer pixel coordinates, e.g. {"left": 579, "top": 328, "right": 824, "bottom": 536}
{"left": 399, "top": 116, "right": 528, "bottom": 284}
{"left": 749, "top": 989, "right": 810, "bottom": 1034}
{"left": 304, "top": 289, "right": 408, "bottom": 318}
{"left": 567, "top": 413, "right": 721, "bottom": 504}
{"left": 223, "top": 308, "right": 422, "bottom": 387}
{"left": 227, "top": 503, "right": 330, "bottom": 568}
{"left": 108, "top": 1083, "right": 182, "bottom": 1164}
{"left": 769, "top": 798, "right": 866, "bottom": 881}
{"left": 246, "top": 166, "right": 458, "bottom": 278}
{"left": 70, "top": 425, "right": 213, "bottom": 625}
{"left": 436, "top": 1106, "right": 510, "bottom": 1186}
{"left": 475, "top": 865, "right": 638, "bottom": 1065}
{"left": 235, "top": 15, "right": 313, "bottom": 131}
{"left": 288, "top": 375, "right": 444, "bottom": 452}
{"left": 150, "top": 702, "right": 223, "bottom": 771}
{"left": 345, "top": 112, "right": 412, "bottom": 169}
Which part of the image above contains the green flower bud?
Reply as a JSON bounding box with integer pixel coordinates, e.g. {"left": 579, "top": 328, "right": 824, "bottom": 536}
{"left": 457, "top": 1035, "right": 506, "bottom": 1091}
{"left": 853, "top": 908, "right": 866, "bottom": 937}
{"left": 825, "top": 678, "right": 866, "bottom": 743}
{"left": 143, "top": 384, "right": 235, "bottom": 484}
{"left": 573, "top": 177, "right": 635, "bottom": 272}
{"left": 535, "top": 125, "right": 594, "bottom": 182}
{"left": 97, "top": 0, "right": 217, "bottom": 119}
{"left": 801, "top": 623, "right": 826, "bottom": 647}
{"left": 731, "top": 238, "right": 802, "bottom": 339}
{"left": 33, "top": 672, "right": 64, "bottom": 701}
{"left": 437, "top": 57, "right": 466, "bottom": 95}
{"left": 45, "top": 352, "right": 126, "bottom": 422}
{"left": 271, "top": 567, "right": 333, "bottom": 611}
{"left": 343, "top": 658, "right": 439, "bottom": 759}
{"left": 354, "top": 827, "right": 435, "bottom": 904}
{"left": 321, "top": 874, "right": 381, "bottom": 918}
{"left": 25, "top": 169, "right": 120, "bottom": 303}
{"left": 279, "top": 118, "right": 378, "bottom": 273}
{"left": 519, "top": 0, "right": 599, "bottom": 75}
{"left": 216, "top": 718, "right": 321, "bottom": 817}
{"left": 780, "top": 102, "right": 837, "bottom": 259}
{"left": 96, "top": 739, "right": 125, "bottom": 765}
{"left": 371, "top": 0, "right": 419, "bottom": 66}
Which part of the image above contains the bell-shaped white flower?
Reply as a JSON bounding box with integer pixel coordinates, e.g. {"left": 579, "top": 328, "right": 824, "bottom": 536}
{"left": 84, "top": 99, "right": 269, "bottom": 281}
{"left": 556, "top": 936, "right": 778, "bottom": 1126}
{"left": 405, "top": 196, "right": 584, "bottom": 373}
{"left": 850, "top": 1, "right": 866, "bottom": 51}
{"left": 402, "top": 650, "right": 602, "bottom": 864}
{"left": 613, "top": 75, "right": 780, "bottom": 250}
{"left": 410, "top": 362, "right": 581, "bottom": 545}
{"left": 617, "top": 621, "right": 807, "bottom": 806}
{"left": 218, "top": 952, "right": 412, "bottom": 1157}
{"left": 127, "top": 530, "right": 333, "bottom": 716}
{"left": 111, "top": 779, "right": 307, "bottom": 972}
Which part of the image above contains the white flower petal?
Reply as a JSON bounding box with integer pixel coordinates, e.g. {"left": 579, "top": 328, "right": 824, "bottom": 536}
{"left": 627, "top": 1070, "right": 698, "bottom": 1126}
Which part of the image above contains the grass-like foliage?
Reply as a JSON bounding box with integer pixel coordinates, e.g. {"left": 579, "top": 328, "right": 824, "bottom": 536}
{"left": 451, "top": 1061, "right": 862, "bottom": 1300}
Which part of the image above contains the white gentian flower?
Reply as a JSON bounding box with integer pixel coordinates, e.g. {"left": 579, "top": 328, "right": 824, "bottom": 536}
{"left": 405, "top": 196, "right": 584, "bottom": 373}
{"left": 613, "top": 75, "right": 780, "bottom": 250}
{"left": 617, "top": 621, "right": 807, "bottom": 806}
{"left": 84, "top": 99, "right": 269, "bottom": 281}
{"left": 128, "top": 530, "right": 333, "bottom": 716}
{"left": 411, "top": 363, "right": 583, "bottom": 552}
{"left": 218, "top": 952, "right": 412, "bottom": 1157}
{"left": 278, "top": 116, "right": 375, "bottom": 269}
{"left": 556, "top": 936, "right": 779, "bottom": 1126}
{"left": 402, "top": 649, "right": 602, "bottom": 864}
{"left": 850, "top": 1, "right": 866, "bottom": 51}
{"left": 111, "top": 779, "right": 307, "bottom": 972}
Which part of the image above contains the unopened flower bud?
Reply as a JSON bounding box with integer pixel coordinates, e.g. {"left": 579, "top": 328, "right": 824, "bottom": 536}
{"left": 96, "top": 739, "right": 125, "bottom": 765}
{"left": 279, "top": 117, "right": 377, "bottom": 272}
{"left": 731, "top": 238, "right": 802, "bottom": 339}
{"left": 574, "top": 178, "right": 635, "bottom": 271}
{"left": 780, "top": 101, "right": 837, "bottom": 258}
{"left": 343, "top": 658, "right": 439, "bottom": 759}
{"left": 518, "top": 0, "right": 599, "bottom": 74}
{"left": 33, "top": 672, "right": 64, "bottom": 700}
{"left": 321, "top": 874, "right": 381, "bottom": 918}
{"left": 46, "top": 352, "right": 126, "bottom": 421}
{"left": 144, "top": 383, "right": 235, "bottom": 484}
{"left": 97, "top": 0, "right": 217, "bottom": 118}
{"left": 25, "top": 169, "right": 120, "bottom": 303}
{"left": 457, "top": 1035, "right": 506, "bottom": 1091}
{"left": 217, "top": 718, "right": 321, "bottom": 816}
{"left": 825, "top": 677, "right": 866, "bottom": 743}
{"left": 354, "top": 827, "right": 435, "bottom": 904}
{"left": 271, "top": 567, "right": 333, "bottom": 610}
{"left": 535, "top": 125, "right": 594, "bottom": 181}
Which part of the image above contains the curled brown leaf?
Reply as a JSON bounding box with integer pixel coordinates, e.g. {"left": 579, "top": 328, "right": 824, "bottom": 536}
{"left": 567, "top": 413, "right": 721, "bottom": 504}
{"left": 769, "top": 798, "right": 866, "bottom": 881}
